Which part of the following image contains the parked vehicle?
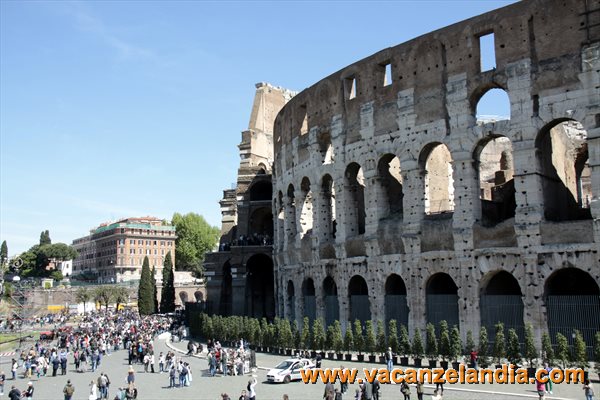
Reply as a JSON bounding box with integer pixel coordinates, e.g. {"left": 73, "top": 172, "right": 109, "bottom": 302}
{"left": 266, "top": 358, "right": 315, "bottom": 383}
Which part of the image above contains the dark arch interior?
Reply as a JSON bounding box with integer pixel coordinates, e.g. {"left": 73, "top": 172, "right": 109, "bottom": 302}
{"left": 246, "top": 254, "right": 275, "bottom": 319}
{"left": 302, "top": 278, "right": 315, "bottom": 296}
{"left": 287, "top": 280, "right": 295, "bottom": 297}
{"left": 179, "top": 292, "right": 188, "bottom": 303}
{"left": 323, "top": 276, "right": 338, "bottom": 296}
{"left": 249, "top": 180, "right": 272, "bottom": 201}
{"left": 249, "top": 207, "right": 274, "bottom": 237}
{"left": 348, "top": 275, "right": 368, "bottom": 295}
{"left": 377, "top": 154, "right": 404, "bottom": 216}
{"left": 484, "top": 271, "right": 522, "bottom": 295}
{"left": 345, "top": 163, "right": 366, "bottom": 235}
{"left": 426, "top": 273, "right": 458, "bottom": 295}
{"left": 385, "top": 274, "right": 407, "bottom": 295}
{"left": 194, "top": 291, "right": 203, "bottom": 302}
{"left": 546, "top": 268, "right": 600, "bottom": 295}
{"left": 219, "top": 262, "right": 232, "bottom": 315}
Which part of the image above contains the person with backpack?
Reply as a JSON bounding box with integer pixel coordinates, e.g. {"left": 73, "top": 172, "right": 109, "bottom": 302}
{"left": 63, "top": 380, "right": 75, "bottom": 400}
{"left": 97, "top": 373, "right": 109, "bottom": 399}
{"left": 400, "top": 381, "right": 411, "bottom": 400}
{"left": 247, "top": 377, "right": 257, "bottom": 400}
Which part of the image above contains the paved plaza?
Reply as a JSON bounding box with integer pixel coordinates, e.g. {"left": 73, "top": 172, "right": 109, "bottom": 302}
{"left": 0, "top": 334, "right": 587, "bottom": 400}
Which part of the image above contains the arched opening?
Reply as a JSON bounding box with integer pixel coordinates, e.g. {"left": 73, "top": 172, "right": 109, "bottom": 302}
{"left": 421, "top": 143, "right": 454, "bottom": 215}
{"left": 219, "top": 262, "right": 232, "bottom": 315}
{"left": 249, "top": 207, "right": 274, "bottom": 240}
{"left": 475, "top": 87, "right": 511, "bottom": 122}
{"left": 323, "top": 276, "right": 339, "bottom": 327}
{"left": 317, "top": 131, "right": 334, "bottom": 164}
{"left": 194, "top": 291, "right": 203, "bottom": 302}
{"left": 536, "top": 120, "right": 591, "bottom": 221}
{"left": 249, "top": 181, "right": 272, "bottom": 201}
{"left": 384, "top": 274, "right": 409, "bottom": 327}
{"left": 320, "top": 174, "right": 336, "bottom": 241}
{"left": 300, "top": 177, "right": 314, "bottom": 238}
{"left": 287, "top": 280, "right": 296, "bottom": 321}
{"left": 345, "top": 163, "right": 366, "bottom": 235}
{"left": 426, "top": 273, "right": 459, "bottom": 329}
{"left": 276, "top": 191, "right": 284, "bottom": 251}
{"left": 377, "top": 154, "right": 404, "bottom": 219}
{"left": 245, "top": 254, "right": 275, "bottom": 320}
{"left": 348, "top": 275, "right": 371, "bottom": 323}
{"left": 475, "top": 136, "right": 516, "bottom": 226}
{"left": 179, "top": 291, "right": 189, "bottom": 304}
{"left": 286, "top": 184, "right": 297, "bottom": 241}
{"left": 480, "top": 271, "right": 524, "bottom": 346}
{"left": 302, "top": 278, "right": 316, "bottom": 323}
{"left": 545, "top": 268, "right": 600, "bottom": 357}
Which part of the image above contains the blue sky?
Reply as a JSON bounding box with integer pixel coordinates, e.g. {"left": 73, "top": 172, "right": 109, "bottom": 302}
{"left": 0, "top": 0, "right": 514, "bottom": 255}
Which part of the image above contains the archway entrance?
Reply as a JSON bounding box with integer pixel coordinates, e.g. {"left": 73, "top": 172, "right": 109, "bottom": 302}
{"left": 323, "top": 276, "right": 339, "bottom": 327}
{"left": 546, "top": 268, "right": 600, "bottom": 357}
{"left": 245, "top": 254, "right": 275, "bottom": 319}
{"left": 349, "top": 276, "right": 370, "bottom": 323}
{"left": 385, "top": 274, "right": 408, "bottom": 327}
{"left": 287, "top": 281, "right": 295, "bottom": 321}
{"left": 219, "top": 262, "right": 232, "bottom": 316}
{"left": 426, "top": 273, "right": 459, "bottom": 329}
{"left": 480, "top": 271, "right": 524, "bottom": 344}
{"left": 302, "top": 278, "right": 316, "bottom": 323}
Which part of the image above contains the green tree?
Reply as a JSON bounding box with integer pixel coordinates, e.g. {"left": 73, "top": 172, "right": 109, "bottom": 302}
{"left": 493, "top": 323, "right": 506, "bottom": 364}
{"left": 17, "top": 243, "right": 78, "bottom": 278}
{"left": 93, "top": 286, "right": 112, "bottom": 311}
{"left": 160, "top": 252, "right": 176, "bottom": 313}
{"left": 50, "top": 270, "right": 63, "bottom": 281}
{"left": 542, "top": 331, "right": 554, "bottom": 363}
{"left": 280, "top": 319, "right": 293, "bottom": 349}
{"left": 388, "top": 320, "right": 399, "bottom": 354}
{"left": 479, "top": 326, "right": 489, "bottom": 367}
{"left": 364, "top": 320, "right": 376, "bottom": 355}
{"left": 571, "top": 330, "right": 588, "bottom": 369}
{"left": 555, "top": 332, "right": 569, "bottom": 369}
{"left": 300, "top": 317, "right": 311, "bottom": 350}
{"left": 376, "top": 320, "right": 387, "bottom": 353}
{"left": 0, "top": 240, "right": 7, "bottom": 268}
{"left": 506, "top": 328, "right": 521, "bottom": 365}
{"left": 426, "top": 323, "right": 438, "bottom": 358}
{"left": 138, "top": 256, "right": 154, "bottom": 315}
{"left": 466, "top": 330, "right": 475, "bottom": 354}
{"left": 412, "top": 328, "right": 424, "bottom": 359}
{"left": 312, "top": 318, "right": 326, "bottom": 351}
{"left": 524, "top": 324, "right": 537, "bottom": 367}
{"left": 332, "top": 320, "right": 344, "bottom": 354}
{"left": 292, "top": 320, "right": 301, "bottom": 349}
{"left": 594, "top": 331, "right": 600, "bottom": 376}
{"left": 75, "top": 287, "right": 91, "bottom": 314}
{"left": 353, "top": 320, "right": 364, "bottom": 355}
{"left": 450, "top": 325, "right": 462, "bottom": 362}
{"left": 326, "top": 324, "right": 336, "bottom": 351}
{"left": 172, "top": 212, "right": 220, "bottom": 277}
{"left": 439, "top": 320, "right": 451, "bottom": 361}
{"left": 344, "top": 322, "right": 354, "bottom": 355}
{"left": 399, "top": 324, "right": 410, "bottom": 357}
{"left": 151, "top": 266, "right": 158, "bottom": 313}
{"left": 39, "top": 230, "right": 51, "bottom": 246}
{"left": 112, "top": 286, "right": 130, "bottom": 311}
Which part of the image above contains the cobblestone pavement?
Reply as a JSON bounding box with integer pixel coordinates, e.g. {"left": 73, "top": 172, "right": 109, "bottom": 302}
{"left": 0, "top": 336, "right": 583, "bottom": 400}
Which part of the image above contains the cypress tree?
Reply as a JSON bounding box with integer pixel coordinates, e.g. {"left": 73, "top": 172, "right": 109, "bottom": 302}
{"left": 555, "top": 332, "right": 569, "bottom": 369}
{"left": 160, "top": 252, "right": 176, "bottom": 313}
{"left": 376, "top": 320, "right": 387, "bottom": 354}
{"left": 364, "top": 320, "right": 376, "bottom": 355}
{"left": 542, "top": 331, "right": 554, "bottom": 363}
{"left": 388, "top": 320, "right": 399, "bottom": 354}
{"left": 343, "top": 322, "right": 354, "bottom": 355}
{"left": 151, "top": 265, "right": 158, "bottom": 314}
{"left": 426, "top": 323, "right": 438, "bottom": 359}
{"left": 138, "top": 256, "right": 153, "bottom": 315}
{"left": 524, "top": 324, "right": 537, "bottom": 367}
{"left": 506, "top": 328, "right": 521, "bottom": 365}
{"left": 493, "top": 322, "right": 506, "bottom": 364}
{"left": 0, "top": 240, "right": 7, "bottom": 266}
{"left": 571, "top": 329, "right": 588, "bottom": 369}
{"left": 479, "top": 326, "right": 489, "bottom": 367}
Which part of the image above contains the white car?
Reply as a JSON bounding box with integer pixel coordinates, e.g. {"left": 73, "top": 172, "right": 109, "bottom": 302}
{"left": 266, "top": 358, "right": 316, "bottom": 383}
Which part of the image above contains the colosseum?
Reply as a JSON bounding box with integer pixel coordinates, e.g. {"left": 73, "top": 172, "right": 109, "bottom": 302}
{"left": 271, "top": 0, "right": 600, "bottom": 351}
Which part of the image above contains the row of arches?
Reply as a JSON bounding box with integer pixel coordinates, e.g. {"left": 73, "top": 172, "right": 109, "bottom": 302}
{"left": 286, "top": 268, "right": 600, "bottom": 350}
{"left": 277, "top": 119, "right": 591, "bottom": 245}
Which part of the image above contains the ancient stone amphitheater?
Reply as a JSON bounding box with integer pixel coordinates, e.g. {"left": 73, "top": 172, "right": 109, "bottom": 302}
{"left": 272, "top": 0, "right": 600, "bottom": 350}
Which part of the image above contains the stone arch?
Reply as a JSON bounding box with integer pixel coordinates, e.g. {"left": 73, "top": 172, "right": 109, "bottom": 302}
{"left": 287, "top": 280, "right": 296, "bottom": 321}
{"left": 276, "top": 191, "right": 285, "bottom": 250}
{"left": 377, "top": 154, "right": 404, "bottom": 219}
{"left": 286, "top": 184, "right": 297, "bottom": 240}
{"left": 302, "top": 277, "right": 316, "bottom": 323}
{"left": 299, "top": 177, "right": 314, "bottom": 238}
{"left": 219, "top": 261, "right": 232, "bottom": 316}
{"left": 245, "top": 253, "right": 275, "bottom": 319}
{"left": 426, "top": 273, "right": 459, "bottom": 329}
{"left": 544, "top": 267, "right": 600, "bottom": 356}
{"left": 472, "top": 86, "right": 511, "bottom": 122}
{"left": 480, "top": 270, "right": 524, "bottom": 345}
{"left": 348, "top": 275, "right": 370, "bottom": 323}
{"left": 420, "top": 143, "right": 454, "bottom": 215}
{"left": 179, "top": 291, "right": 189, "bottom": 304}
{"left": 249, "top": 207, "right": 273, "bottom": 238}
{"left": 194, "top": 291, "right": 203, "bottom": 302}
{"left": 535, "top": 119, "right": 591, "bottom": 222}
{"left": 344, "top": 163, "right": 366, "bottom": 235}
{"left": 473, "top": 136, "right": 516, "bottom": 226}
{"left": 384, "top": 274, "right": 409, "bottom": 327}
{"left": 323, "top": 276, "right": 339, "bottom": 327}
{"left": 249, "top": 180, "right": 272, "bottom": 201}
{"left": 320, "top": 174, "right": 336, "bottom": 241}
{"left": 317, "top": 131, "right": 334, "bottom": 164}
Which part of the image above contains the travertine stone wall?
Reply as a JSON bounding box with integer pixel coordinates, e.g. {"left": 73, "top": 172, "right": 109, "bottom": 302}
{"left": 273, "top": 0, "right": 600, "bottom": 346}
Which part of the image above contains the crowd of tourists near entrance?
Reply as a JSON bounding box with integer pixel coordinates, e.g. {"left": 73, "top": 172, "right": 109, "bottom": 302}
{"left": 2, "top": 310, "right": 176, "bottom": 400}
{"left": 205, "top": 339, "right": 253, "bottom": 377}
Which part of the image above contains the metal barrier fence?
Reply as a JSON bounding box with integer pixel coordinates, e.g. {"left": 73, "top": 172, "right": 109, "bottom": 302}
{"left": 350, "top": 295, "right": 371, "bottom": 324}
{"left": 385, "top": 295, "right": 409, "bottom": 327}
{"left": 426, "top": 294, "right": 459, "bottom": 330}
{"left": 325, "top": 295, "right": 339, "bottom": 327}
{"left": 480, "top": 295, "right": 524, "bottom": 345}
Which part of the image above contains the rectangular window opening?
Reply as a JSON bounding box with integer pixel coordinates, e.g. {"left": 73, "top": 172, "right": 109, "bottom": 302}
{"left": 479, "top": 32, "right": 496, "bottom": 71}
{"left": 299, "top": 104, "right": 308, "bottom": 135}
{"left": 345, "top": 77, "right": 356, "bottom": 100}
{"left": 384, "top": 63, "right": 392, "bottom": 86}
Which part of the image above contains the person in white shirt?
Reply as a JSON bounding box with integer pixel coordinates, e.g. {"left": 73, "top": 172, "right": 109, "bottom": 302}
{"left": 431, "top": 389, "right": 443, "bottom": 400}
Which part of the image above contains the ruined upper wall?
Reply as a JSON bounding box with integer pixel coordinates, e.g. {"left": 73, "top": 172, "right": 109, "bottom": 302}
{"left": 274, "top": 0, "right": 599, "bottom": 150}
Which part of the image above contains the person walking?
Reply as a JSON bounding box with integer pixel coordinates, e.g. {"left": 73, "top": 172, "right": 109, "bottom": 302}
{"left": 63, "top": 380, "right": 75, "bottom": 400}
{"left": 126, "top": 367, "right": 135, "bottom": 387}
{"left": 583, "top": 379, "right": 595, "bottom": 400}
{"left": 0, "top": 370, "right": 5, "bottom": 396}
{"left": 22, "top": 382, "right": 34, "bottom": 400}
{"left": 544, "top": 363, "right": 553, "bottom": 395}
{"left": 159, "top": 352, "right": 165, "bottom": 373}
{"left": 400, "top": 381, "right": 411, "bottom": 400}
{"left": 8, "top": 385, "right": 20, "bottom": 400}
{"left": 88, "top": 380, "right": 97, "bottom": 400}
{"left": 385, "top": 347, "right": 394, "bottom": 372}
{"left": 168, "top": 366, "right": 176, "bottom": 388}
{"left": 416, "top": 381, "right": 424, "bottom": 400}
{"left": 10, "top": 360, "right": 17, "bottom": 380}
{"left": 247, "top": 378, "right": 257, "bottom": 400}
